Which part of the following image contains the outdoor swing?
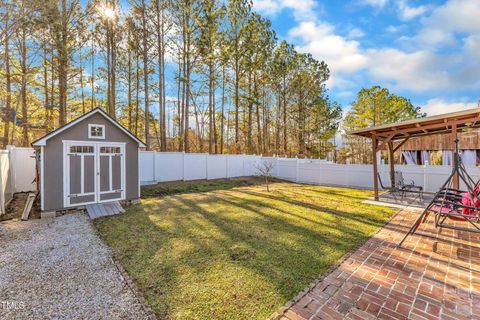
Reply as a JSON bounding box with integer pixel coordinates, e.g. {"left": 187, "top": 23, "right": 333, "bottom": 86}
{"left": 398, "top": 140, "right": 480, "bottom": 247}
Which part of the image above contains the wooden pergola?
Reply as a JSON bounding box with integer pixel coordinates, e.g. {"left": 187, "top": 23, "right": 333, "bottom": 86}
{"left": 349, "top": 108, "right": 480, "bottom": 201}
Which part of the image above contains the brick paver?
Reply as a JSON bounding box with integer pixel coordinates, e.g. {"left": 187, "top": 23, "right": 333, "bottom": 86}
{"left": 275, "top": 209, "right": 480, "bottom": 320}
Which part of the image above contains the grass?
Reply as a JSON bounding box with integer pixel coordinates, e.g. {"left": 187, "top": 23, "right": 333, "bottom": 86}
{"left": 140, "top": 177, "right": 260, "bottom": 198}
{"left": 94, "top": 179, "right": 396, "bottom": 320}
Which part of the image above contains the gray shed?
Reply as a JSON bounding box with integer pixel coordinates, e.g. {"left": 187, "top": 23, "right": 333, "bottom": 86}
{"left": 32, "top": 108, "right": 146, "bottom": 213}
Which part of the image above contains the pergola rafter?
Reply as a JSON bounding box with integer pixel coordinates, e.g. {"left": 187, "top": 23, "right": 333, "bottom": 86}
{"left": 349, "top": 108, "right": 480, "bottom": 200}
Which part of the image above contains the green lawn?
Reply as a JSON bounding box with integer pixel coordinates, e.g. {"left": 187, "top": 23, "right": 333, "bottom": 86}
{"left": 94, "top": 179, "right": 395, "bottom": 320}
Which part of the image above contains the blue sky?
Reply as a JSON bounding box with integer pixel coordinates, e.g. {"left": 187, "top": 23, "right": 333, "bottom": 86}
{"left": 252, "top": 0, "right": 480, "bottom": 116}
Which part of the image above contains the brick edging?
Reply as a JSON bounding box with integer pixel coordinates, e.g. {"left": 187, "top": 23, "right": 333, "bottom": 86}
{"left": 269, "top": 207, "right": 406, "bottom": 320}
{"left": 88, "top": 216, "right": 158, "bottom": 320}
{"left": 111, "top": 257, "right": 158, "bottom": 320}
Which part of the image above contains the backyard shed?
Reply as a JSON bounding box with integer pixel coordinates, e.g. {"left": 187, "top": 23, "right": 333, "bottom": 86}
{"left": 32, "top": 108, "right": 146, "bottom": 213}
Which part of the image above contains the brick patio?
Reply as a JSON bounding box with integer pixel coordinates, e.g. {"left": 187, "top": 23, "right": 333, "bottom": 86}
{"left": 275, "top": 209, "right": 480, "bottom": 320}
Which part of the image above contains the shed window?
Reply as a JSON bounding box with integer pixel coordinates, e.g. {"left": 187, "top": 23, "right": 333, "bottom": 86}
{"left": 100, "top": 146, "right": 121, "bottom": 154}
{"left": 70, "top": 146, "right": 94, "bottom": 153}
{"left": 88, "top": 124, "right": 105, "bottom": 139}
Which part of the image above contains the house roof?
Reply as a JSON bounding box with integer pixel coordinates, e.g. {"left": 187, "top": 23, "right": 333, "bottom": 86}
{"left": 31, "top": 108, "right": 147, "bottom": 148}
{"left": 348, "top": 107, "right": 480, "bottom": 141}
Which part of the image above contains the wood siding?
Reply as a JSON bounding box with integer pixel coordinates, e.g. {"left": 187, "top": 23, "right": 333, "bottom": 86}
{"left": 400, "top": 129, "right": 480, "bottom": 151}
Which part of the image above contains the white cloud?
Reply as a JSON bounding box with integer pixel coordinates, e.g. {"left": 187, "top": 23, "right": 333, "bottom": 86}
{"left": 252, "top": 0, "right": 317, "bottom": 21}
{"left": 289, "top": 21, "right": 368, "bottom": 75}
{"left": 347, "top": 28, "right": 365, "bottom": 39}
{"left": 396, "top": 0, "right": 428, "bottom": 20}
{"left": 416, "top": 0, "right": 480, "bottom": 46}
{"left": 420, "top": 99, "right": 478, "bottom": 116}
{"left": 365, "top": 48, "right": 451, "bottom": 91}
{"left": 285, "top": 0, "right": 480, "bottom": 94}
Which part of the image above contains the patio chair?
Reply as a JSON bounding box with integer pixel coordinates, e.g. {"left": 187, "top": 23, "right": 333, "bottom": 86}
{"left": 395, "top": 171, "right": 423, "bottom": 200}
{"left": 377, "top": 173, "right": 400, "bottom": 200}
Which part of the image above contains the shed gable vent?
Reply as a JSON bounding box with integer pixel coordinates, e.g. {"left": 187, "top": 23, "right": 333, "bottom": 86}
{"left": 88, "top": 124, "right": 105, "bottom": 139}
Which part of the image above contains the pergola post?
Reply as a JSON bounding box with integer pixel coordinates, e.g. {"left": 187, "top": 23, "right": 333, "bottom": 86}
{"left": 388, "top": 142, "right": 395, "bottom": 188}
{"left": 372, "top": 135, "right": 379, "bottom": 201}
{"left": 452, "top": 123, "right": 459, "bottom": 189}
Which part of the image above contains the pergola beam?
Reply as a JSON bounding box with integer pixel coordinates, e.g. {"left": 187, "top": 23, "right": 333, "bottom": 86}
{"left": 393, "top": 137, "right": 410, "bottom": 152}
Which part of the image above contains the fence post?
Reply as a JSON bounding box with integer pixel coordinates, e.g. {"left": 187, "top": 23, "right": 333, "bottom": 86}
{"left": 242, "top": 154, "right": 246, "bottom": 177}
{"left": 153, "top": 151, "right": 157, "bottom": 183}
{"left": 276, "top": 156, "right": 279, "bottom": 178}
{"left": 182, "top": 152, "right": 186, "bottom": 181}
{"left": 296, "top": 156, "right": 299, "bottom": 183}
{"left": 226, "top": 154, "right": 229, "bottom": 179}
{"left": 6, "top": 146, "right": 15, "bottom": 193}
{"left": 206, "top": 153, "right": 209, "bottom": 180}
{"left": 423, "top": 163, "right": 427, "bottom": 192}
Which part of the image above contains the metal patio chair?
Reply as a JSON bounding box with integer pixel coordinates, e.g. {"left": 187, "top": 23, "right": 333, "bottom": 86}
{"left": 377, "top": 173, "right": 400, "bottom": 200}
{"left": 395, "top": 171, "right": 423, "bottom": 200}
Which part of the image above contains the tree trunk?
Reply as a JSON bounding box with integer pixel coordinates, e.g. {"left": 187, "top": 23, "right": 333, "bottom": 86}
{"left": 106, "top": 22, "right": 111, "bottom": 113}
{"left": 208, "top": 62, "right": 214, "bottom": 154}
{"left": 234, "top": 57, "right": 239, "bottom": 150}
{"left": 283, "top": 74, "right": 287, "bottom": 154}
{"left": 79, "top": 51, "right": 85, "bottom": 114}
{"left": 111, "top": 23, "right": 116, "bottom": 119}
{"left": 177, "top": 51, "right": 183, "bottom": 151}
{"left": 135, "top": 53, "right": 140, "bottom": 136}
{"left": 127, "top": 42, "right": 132, "bottom": 131}
{"left": 20, "top": 25, "right": 28, "bottom": 147}
{"left": 49, "top": 49, "right": 55, "bottom": 132}
{"left": 298, "top": 79, "right": 305, "bottom": 156}
{"left": 184, "top": 11, "right": 190, "bottom": 153}
{"left": 275, "top": 92, "right": 280, "bottom": 155}
{"left": 141, "top": 0, "right": 150, "bottom": 149}
{"left": 247, "top": 71, "right": 253, "bottom": 154}
{"left": 43, "top": 43, "right": 49, "bottom": 135}
{"left": 156, "top": 0, "right": 165, "bottom": 151}
{"left": 212, "top": 71, "right": 217, "bottom": 154}
{"left": 58, "top": 0, "right": 68, "bottom": 126}
{"left": 90, "top": 29, "right": 95, "bottom": 110}
{"left": 220, "top": 64, "right": 225, "bottom": 154}
{"left": 2, "top": 10, "right": 11, "bottom": 148}
{"left": 255, "top": 75, "right": 262, "bottom": 154}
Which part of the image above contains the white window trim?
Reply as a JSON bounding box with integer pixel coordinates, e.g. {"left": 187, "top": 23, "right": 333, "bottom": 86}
{"left": 88, "top": 124, "right": 105, "bottom": 139}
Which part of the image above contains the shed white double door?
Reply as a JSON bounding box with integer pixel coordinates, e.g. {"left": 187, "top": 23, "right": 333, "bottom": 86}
{"left": 63, "top": 141, "right": 125, "bottom": 207}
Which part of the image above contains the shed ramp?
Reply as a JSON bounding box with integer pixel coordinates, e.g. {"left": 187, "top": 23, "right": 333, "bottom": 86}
{"left": 86, "top": 201, "right": 125, "bottom": 219}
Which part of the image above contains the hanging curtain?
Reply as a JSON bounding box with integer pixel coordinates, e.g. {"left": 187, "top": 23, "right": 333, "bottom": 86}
{"left": 421, "top": 151, "right": 430, "bottom": 165}
{"left": 442, "top": 150, "right": 452, "bottom": 166}
{"left": 402, "top": 151, "right": 417, "bottom": 165}
{"left": 461, "top": 150, "right": 477, "bottom": 166}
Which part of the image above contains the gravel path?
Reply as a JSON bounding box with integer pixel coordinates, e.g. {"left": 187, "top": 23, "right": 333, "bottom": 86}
{"left": 0, "top": 213, "right": 152, "bottom": 319}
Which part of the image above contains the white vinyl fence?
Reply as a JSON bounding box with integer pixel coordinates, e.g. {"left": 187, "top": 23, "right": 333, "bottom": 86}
{"left": 140, "top": 152, "right": 480, "bottom": 194}
{"left": 1, "top": 148, "right": 478, "bottom": 215}
{"left": 139, "top": 152, "right": 263, "bottom": 183}
{"left": 0, "top": 147, "right": 36, "bottom": 215}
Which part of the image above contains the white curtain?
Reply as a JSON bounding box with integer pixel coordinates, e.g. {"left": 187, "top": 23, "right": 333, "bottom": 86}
{"left": 442, "top": 150, "right": 453, "bottom": 166}
{"left": 403, "top": 151, "right": 417, "bottom": 165}
{"left": 461, "top": 150, "right": 477, "bottom": 166}
{"left": 421, "top": 151, "right": 430, "bottom": 165}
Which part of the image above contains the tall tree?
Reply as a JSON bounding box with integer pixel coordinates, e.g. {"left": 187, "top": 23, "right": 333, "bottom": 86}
{"left": 1, "top": 0, "right": 12, "bottom": 147}
{"left": 152, "top": 0, "right": 169, "bottom": 150}
{"left": 140, "top": 0, "right": 150, "bottom": 148}
{"left": 343, "top": 86, "right": 424, "bottom": 163}
{"left": 226, "top": 0, "right": 251, "bottom": 152}
{"left": 198, "top": 0, "right": 224, "bottom": 153}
